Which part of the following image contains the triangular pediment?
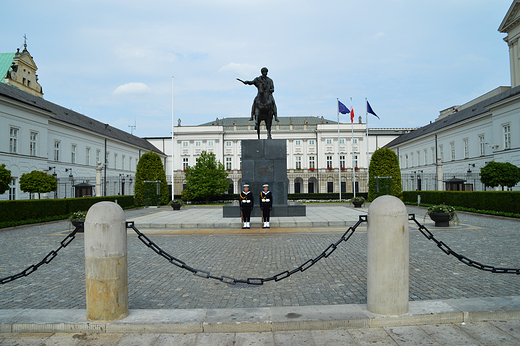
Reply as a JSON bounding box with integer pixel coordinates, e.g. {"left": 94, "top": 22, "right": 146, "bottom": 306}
{"left": 499, "top": 0, "right": 520, "bottom": 33}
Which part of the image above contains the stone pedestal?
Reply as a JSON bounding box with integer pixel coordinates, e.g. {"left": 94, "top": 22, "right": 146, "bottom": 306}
{"left": 223, "top": 139, "right": 305, "bottom": 217}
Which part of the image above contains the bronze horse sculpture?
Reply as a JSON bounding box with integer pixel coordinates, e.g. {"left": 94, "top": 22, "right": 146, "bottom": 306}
{"left": 238, "top": 67, "right": 279, "bottom": 139}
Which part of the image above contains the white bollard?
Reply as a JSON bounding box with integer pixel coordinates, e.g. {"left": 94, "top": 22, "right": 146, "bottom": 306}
{"left": 84, "top": 201, "right": 128, "bottom": 321}
{"left": 367, "top": 195, "right": 409, "bottom": 315}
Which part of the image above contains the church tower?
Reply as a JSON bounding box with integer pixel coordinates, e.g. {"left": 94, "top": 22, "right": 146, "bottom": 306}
{"left": 1, "top": 41, "right": 43, "bottom": 98}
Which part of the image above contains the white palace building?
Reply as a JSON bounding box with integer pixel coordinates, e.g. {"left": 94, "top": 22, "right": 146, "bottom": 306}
{"left": 386, "top": 0, "right": 520, "bottom": 192}
{"left": 0, "top": 44, "right": 165, "bottom": 201}
{"left": 146, "top": 118, "right": 410, "bottom": 196}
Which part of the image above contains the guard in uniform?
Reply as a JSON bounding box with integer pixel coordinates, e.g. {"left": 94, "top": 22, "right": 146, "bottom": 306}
{"left": 260, "top": 184, "right": 273, "bottom": 228}
{"left": 239, "top": 184, "right": 254, "bottom": 229}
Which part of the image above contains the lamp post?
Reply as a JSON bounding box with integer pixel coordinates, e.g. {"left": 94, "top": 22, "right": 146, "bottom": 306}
{"left": 66, "top": 168, "right": 74, "bottom": 198}
{"left": 49, "top": 167, "right": 57, "bottom": 199}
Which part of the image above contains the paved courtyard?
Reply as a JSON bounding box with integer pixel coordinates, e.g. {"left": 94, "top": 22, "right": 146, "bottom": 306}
{"left": 0, "top": 204, "right": 519, "bottom": 310}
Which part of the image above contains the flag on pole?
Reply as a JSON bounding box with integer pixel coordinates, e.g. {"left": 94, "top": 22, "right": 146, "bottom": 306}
{"left": 338, "top": 100, "right": 350, "bottom": 115}
{"left": 367, "top": 100, "right": 380, "bottom": 119}
{"left": 350, "top": 99, "right": 354, "bottom": 123}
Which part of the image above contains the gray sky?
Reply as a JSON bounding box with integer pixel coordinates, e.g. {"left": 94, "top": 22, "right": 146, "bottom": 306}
{"left": 1, "top": 0, "right": 513, "bottom": 136}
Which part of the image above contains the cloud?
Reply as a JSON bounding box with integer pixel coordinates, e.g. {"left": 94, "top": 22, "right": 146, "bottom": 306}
{"left": 113, "top": 82, "right": 152, "bottom": 95}
{"left": 374, "top": 32, "right": 386, "bottom": 39}
{"left": 218, "top": 63, "right": 258, "bottom": 76}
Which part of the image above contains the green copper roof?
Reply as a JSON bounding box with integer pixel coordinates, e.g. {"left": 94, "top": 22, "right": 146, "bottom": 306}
{"left": 0, "top": 53, "right": 15, "bottom": 82}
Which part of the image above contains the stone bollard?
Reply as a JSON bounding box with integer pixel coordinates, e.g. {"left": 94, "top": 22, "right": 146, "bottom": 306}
{"left": 84, "top": 201, "right": 128, "bottom": 321}
{"left": 367, "top": 195, "right": 409, "bottom": 315}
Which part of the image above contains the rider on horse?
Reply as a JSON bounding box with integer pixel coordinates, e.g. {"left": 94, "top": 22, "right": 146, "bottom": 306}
{"left": 238, "top": 67, "right": 279, "bottom": 124}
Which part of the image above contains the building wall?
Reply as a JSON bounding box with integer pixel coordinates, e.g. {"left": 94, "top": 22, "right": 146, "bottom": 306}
{"left": 147, "top": 120, "right": 408, "bottom": 196}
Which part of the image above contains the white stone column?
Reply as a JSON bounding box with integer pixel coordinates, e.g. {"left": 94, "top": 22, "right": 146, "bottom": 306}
{"left": 84, "top": 202, "right": 128, "bottom": 322}
{"left": 367, "top": 195, "right": 409, "bottom": 315}
{"left": 95, "top": 161, "right": 103, "bottom": 197}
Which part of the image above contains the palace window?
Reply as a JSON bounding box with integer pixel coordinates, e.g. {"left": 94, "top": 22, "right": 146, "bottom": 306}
{"left": 353, "top": 155, "right": 358, "bottom": 168}
{"left": 326, "top": 155, "right": 333, "bottom": 168}
{"left": 195, "top": 141, "right": 201, "bottom": 146}
{"left": 96, "top": 149, "right": 101, "bottom": 164}
{"left": 295, "top": 156, "right": 302, "bottom": 169}
{"left": 463, "top": 138, "right": 469, "bottom": 159}
{"left": 71, "top": 145, "right": 77, "bottom": 164}
{"left": 86, "top": 148, "right": 91, "bottom": 165}
{"left": 439, "top": 145, "right": 444, "bottom": 162}
{"left": 226, "top": 157, "right": 232, "bottom": 170}
{"left": 503, "top": 124, "right": 511, "bottom": 149}
{"left": 226, "top": 141, "right": 232, "bottom": 146}
{"left": 309, "top": 140, "right": 315, "bottom": 145}
{"left": 9, "top": 178, "right": 16, "bottom": 200}
{"left": 424, "top": 149, "right": 428, "bottom": 165}
{"left": 122, "top": 155, "right": 125, "bottom": 170}
{"left": 309, "top": 156, "right": 315, "bottom": 169}
{"left": 326, "top": 139, "right": 332, "bottom": 144}
{"left": 30, "top": 132, "right": 37, "bottom": 156}
{"left": 450, "top": 142, "right": 455, "bottom": 161}
{"left": 9, "top": 128, "right": 18, "bottom": 153}
{"left": 182, "top": 141, "right": 189, "bottom": 147}
{"left": 339, "top": 139, "right": 345, "bottom": 144}
{"left": 183, "top": 157, "right": 189, "bottom": 170}
{"left": 340, "top": 155, "right": 345, "bottom": 168}
{"left": 295, "top": 140, "right": 301, "bottom": 146}
{"left": 479, "top": 135, "right": 485, "bottom": 156}
{"left": 208, "top": 140, "right": 214, "bottom": 146}
{"left": 54, "top": 141, "right": 60, "bottom": 161}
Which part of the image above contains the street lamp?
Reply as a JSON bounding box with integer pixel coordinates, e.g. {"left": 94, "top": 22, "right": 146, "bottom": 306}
{"left": 66, "top": 168, "right": 74, "bottom": 198}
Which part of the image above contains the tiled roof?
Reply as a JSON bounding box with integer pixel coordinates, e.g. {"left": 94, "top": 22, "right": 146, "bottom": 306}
{"left": 0, "top": 82, "right": 164, "bottom": 155}
{"left": 200, "top": 116, "right": 338, "bottom": 126}
{"left": 0, "top": 53, "right": 15, "bottom": 80}
{"left": 385, "top": 85, "right": 520, "bottom": 148}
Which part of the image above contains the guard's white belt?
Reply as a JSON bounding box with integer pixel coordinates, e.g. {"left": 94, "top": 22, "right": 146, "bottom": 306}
{"left": 262, "top": 199, "right": 270, "bottom": 202}
{"left": 242, "top": 200, "right": 251, "bottom": 203}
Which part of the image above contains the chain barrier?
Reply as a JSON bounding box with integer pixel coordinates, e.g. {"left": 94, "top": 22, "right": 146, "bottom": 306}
{"left": 410, "top": 214, "right": 520, "bottom": 275}
{"left": 127, "top": 215, "right": 367, "bottom": 285}
{"left": 0, "top": 223, "right": 82, "bottom": 285}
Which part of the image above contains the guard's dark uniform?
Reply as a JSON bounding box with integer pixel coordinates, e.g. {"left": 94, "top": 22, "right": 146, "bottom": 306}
{"left": 260, "top": 186, "right": 273, "bottom": 228}
{"left": 239, "top": 187, "right": 254, "bottom": 229}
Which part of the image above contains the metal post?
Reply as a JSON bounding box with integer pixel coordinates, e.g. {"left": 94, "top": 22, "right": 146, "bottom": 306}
{"left": 84, "top": 201, "right": 128, "bottom": 321}
{"left": 367, "top": 195, "right": 409, "bottom": 315}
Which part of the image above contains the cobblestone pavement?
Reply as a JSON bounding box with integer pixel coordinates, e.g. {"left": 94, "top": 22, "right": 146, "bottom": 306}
{"left": 1, "top": 320, "right": 520, "bottom": 345}
{"left": 0, "top": 205, "right": 519, "bottom": 310}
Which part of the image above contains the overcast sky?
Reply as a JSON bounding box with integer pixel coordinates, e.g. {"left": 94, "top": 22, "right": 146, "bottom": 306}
{"left": 1, "top": 0, "right": 513, "bottom": 137}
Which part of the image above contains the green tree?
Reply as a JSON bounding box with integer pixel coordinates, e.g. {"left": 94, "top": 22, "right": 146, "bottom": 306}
{"left": 183, "top": 151, "right": 229, "bottom": 204}
{"left": 134, "top": 151, "right": 169, "bottom": 206}
{"left": 19, "top": 170, "right": 58, "bottom": 199}
{"left": 367, "top": 147, "right": 402, "bottom": 201}
{"left": 0, "top": 164, "right": 12, "bottom": 195}
{"left": 480, "top": 161, "right": 520, "bottom": 190}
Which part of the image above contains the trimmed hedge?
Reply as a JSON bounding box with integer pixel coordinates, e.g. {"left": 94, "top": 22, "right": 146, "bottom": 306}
{"left": 403, "top": 191, "right": 520, "bottom": 214}
{"left": 0, "top": 195, "right": 134, "bottom": 224}
{"left": 289, "top": 193, "right": 368, "bottom": 200}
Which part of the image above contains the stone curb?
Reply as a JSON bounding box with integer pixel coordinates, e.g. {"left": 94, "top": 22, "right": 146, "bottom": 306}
{"left": 1, "top": 296, "right": 519, "bottom": 334}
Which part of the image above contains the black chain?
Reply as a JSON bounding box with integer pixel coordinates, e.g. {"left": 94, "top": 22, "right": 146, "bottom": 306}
{"left": 127, "top": 215, "right": 367, "bottom": 285}
{"left": 410, "top": 214, "right": 520, "bottom": 275}
{"left": 0, "top": 223, "right": 82, "bottom": 284}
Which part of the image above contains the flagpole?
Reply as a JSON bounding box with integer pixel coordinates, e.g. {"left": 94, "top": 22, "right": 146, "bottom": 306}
{"left": 351, "top": 97, "right": 356, "bottom": 198}
{"left": 337, "top": 99, "right": 341, "bottom": 201}
{"left": 172, "top": 76, "right": 175, "bottom": 199}
{"left": 366, "top": 98, "right": 369, "bottom": 183}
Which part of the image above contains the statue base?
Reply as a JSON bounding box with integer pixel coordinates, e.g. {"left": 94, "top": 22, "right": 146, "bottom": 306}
{"left": 223, "top": 139, "right": 306, "bottom": 218}
{"left": 223, "top": 202, "right": 306, "bottom": 218}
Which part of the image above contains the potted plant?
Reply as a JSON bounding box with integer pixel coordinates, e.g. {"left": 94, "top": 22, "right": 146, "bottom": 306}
{"left": 327, "top": 166, "right": 333, "bottom": 171}
{"left": 341, "top": 166, "right": 345, "bottom": 171}
{"left": 351, "top": 196, "right": 365, "bottom": 208}
{"left": 169, "top": 199, "right": 184, "bottom": 210}
{"left": 69, "top": 211, "right": 87, "bottom": 232}
{"left": 424, "top": 204, "right": 458, "bottom": 227}
{"left": 309, "top": 167, "right": 315, "bottom": 171}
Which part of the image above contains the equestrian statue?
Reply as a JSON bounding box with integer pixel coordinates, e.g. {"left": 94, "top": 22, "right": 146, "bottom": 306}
{"left": 237, "top": 67, "right": 279, "bottom": 139}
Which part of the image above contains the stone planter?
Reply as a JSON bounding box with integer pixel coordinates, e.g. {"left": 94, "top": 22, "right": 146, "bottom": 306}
{"left": 71, "top": 219, "right": 84, "bottom": 233}
{"left": 170, "top": 203, "right": 181, "bottom": 210}
{"left": 429, "top": 212, "right": 450, "bottom": 227}
{"left": 352, "top": 200, "right": 364, "bottom": 208}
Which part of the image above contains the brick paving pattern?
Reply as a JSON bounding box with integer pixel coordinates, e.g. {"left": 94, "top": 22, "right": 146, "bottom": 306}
{"left": 1, "top": 205, "right": 519, "bottom": 310}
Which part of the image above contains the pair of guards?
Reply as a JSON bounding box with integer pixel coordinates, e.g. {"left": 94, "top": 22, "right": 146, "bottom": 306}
{"left": 239, "top": 184, "right": 273, "bottom": 229}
